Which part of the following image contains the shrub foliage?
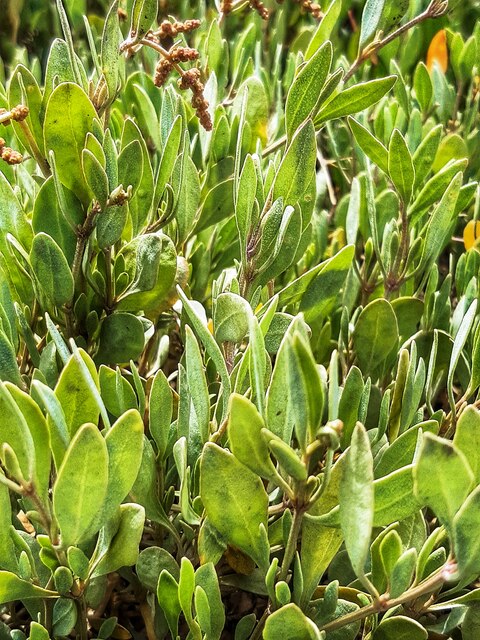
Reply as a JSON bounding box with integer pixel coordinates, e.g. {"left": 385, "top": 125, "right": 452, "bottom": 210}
{"left": 1, "top": 0, "right": 480, "bottom": 638}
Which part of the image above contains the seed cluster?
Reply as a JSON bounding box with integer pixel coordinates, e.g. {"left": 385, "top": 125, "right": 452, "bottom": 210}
{"left": 154, "top": 19, "right": 201, "bottom": 40}
{"left": 0, "top": 138, "right": 23, "bottom": 165}
{"left": 0, "top": 105, "right": 29, "bottom": 126}
{"left": 0, "top": 105, "right": 28, "bottom": 165}
{"left": 147, "top": 20, "right": 211, "bottom": 131}
{"left": 221, "top": 0, "right": 233, "bottom": 14}
{"left": 178, "top": 68, "right": 212, "bottom": 131}
{"left": 292, "top": 0, "right": 323, "bottom": 19}
{"left": 249, "top": 0, "right": 270, "bottom": 19}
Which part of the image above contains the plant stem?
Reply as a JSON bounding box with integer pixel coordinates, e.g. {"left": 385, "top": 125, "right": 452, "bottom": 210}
{"left": 104, "top": 247, "right": 114, "bottom": 312}
{"left": 385, "top": 199, "right": 409, "bottom": 295}
{"left": 319, "top": 562, "right": 456, "bottom": 633}
{"left": 72, "top": 204, "right": 100, "bottom": 290}
{"left": 249, "top": 607, "right": 270, "bottom": 640}
{"left": 76, "top": 596, "right": 89, "bottom": 640}
{"left": 262, "top": 134, "right": 288, "bottom": 158}
{"left": 279, "top": 508, "right": 304, "bottom": 582}
{"left": 17, "top": 120, "right": 51, "bottom": 178}
{"left": 344, "top": 1, "right": 448, "bottom": 83}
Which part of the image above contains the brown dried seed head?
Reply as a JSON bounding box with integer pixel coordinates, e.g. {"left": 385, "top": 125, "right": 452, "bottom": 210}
{"left": 11, "top": 105, "right": 29, "bottom": 122}
{"left": 249, "top": 0, "right": 270, "bottom": 19}
{"left": 157, "top": 18, "right": 201, "bottom": 39}
{"left": 157, "top": 20, "right": 176, "bottom": 38}
{"left": 154, "top": 59, "right": 174, "bottom": 87}
{"left": 198, "top": 108, "right": 212, "bottom": 131}
{"left": 169, "top": 46, "right": 200, "bottom": 63}
{"left": 221, "top": 0, "right": 233, "bottom": 14}
{"left": 1, "top": 146, "right": 23, "bottom": 164}
{"left": 178, "top": 67, "right": 203, "bottom": 90}
{"left": 294, "top": 0, "right": 323, "bottom": 19}
{"left": 175, "top": 19, "right": 201, "bottom": 33}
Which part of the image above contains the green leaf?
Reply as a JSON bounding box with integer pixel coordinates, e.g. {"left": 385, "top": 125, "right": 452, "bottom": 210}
{"left": 92, "top": 503, "right": 145, "bottom": 577}
{"left": 338, "top": 366, "right": 364, "bottom": 448}
{"left": 0, "top": 383, "right": 34, "bottom": 481}
{"left": 178, "top": 557, "right": 198, "bottom": 634}
{"left": 43, "top": 82, "right": 96, "bottom": 205}
{"left": 359, "top": 0, "right": 385, "bottom": 48}
{"left": 375, "top": 420, "right": 438, "bottom": 477}
{"left": 453, "top": 484, "right": 480, "bottom": 579}
{"left": 412, "top": 124, "right": 442, "bottom": 191}
{"left": 129, "top": 0, "right": 158, "bottom": 43}
{"left": 372, "top": 616, "right": 427, "bottom": 640}
{"left": 96, "top": 313, "right": 145, "bottom": 364}
{"left": 413, "top": 62, "right": 433, "bottom": 113}
{"left": 372, "top": 466, "right": 417, "bottom": 526}
{"left": 0, "top": 475, "right": 18, "bottom": 572}
{"left": 149, "top": 370, "right": 172, "bottom": 460}
{"left": 100, "top": 0, "right": 120, "bottom": 102}
{"left": 54, "top": 350, "right": 100, "bottom": 438}
{"left": 0, "top": 571, "right": 57, "bottom": 603}
{"left": 454, "top": 406, "right": 480, "bottom": 484}
{"left": 32, "top": 379, "right": 69, "bottom": 469}
{"left": 263, "top": 604, "right": 322, "bottom": 639}
{"left": 184, "top": 325, "right": 210, "bottom": 446}
{"left": 52, "top": 598, "right": 77, "bottom": 637}
{"left": 177, "top": 289, "right": 231, "bottom": 421}
{"left": 99, "top": 366, "right": 137, "bottom": 419}
{"left": 272, "top": 119, "right": 316, "bottom": 207}
{"left": 265, "top": 434, "right": 307, "bottom": 481}
{"left": 6, "top": 383, "right": 51, "bottom": 501}
{"left": 118, "top": 139, "right": 143, "bottom": 198}
{"left": 305, "top": 0, "right": 342, "bottom": 59}
{"left": 214, "top": 293, "right": 252, "bottom": 343}
{"left": 316, "top": 76, "right": 397, "bottom": 123}
{"left": 200, "top": 443, "right": 268, "bottom": 569}
{"left": 286, "top": 42, "right": 332, "bottom": 140}
{"left": 235, "top": 154, "right": 257, "bottom": 261}
{"left": 30, "top": 233, "right": 74, "bottom": 308}
{"left": 129, "top": 437, "right": 178, "bottom": 537}
{"left": 29, "top": 622, "right": 51, "bottom": 640}
{"left": 447, "top": 299, "right": 477, "bottom": 410}
{"left": 228, "top": 394, "right": 276, "bottom": 480}
{"left": 136, "top": 546, "right": 179, "bottom": 592}
{"left": 420, "top": 172, "right": 463, "bottom": 269}
{"left": 349, "top": 117, "right": 389, "bottom": 174}
{"left": 154, "top": 116, "right": 183, "bottom": 210}
{"left": 410, "top": 161, "right": 466, "bottom": 220}
{"left": 339, "top": 423, "right": 374, "bottom": 582}
{"left": 388, "top": 129, "right": 415, "bottom": 203}
{"left": 8, "top": 64, "right": 45, "bottom": 156}
{"left": 116, "top": 233, "right": 177, "bottom": 316}
{"left": 103, "top": 409, "right": 144, "bottom": 521}
{"left": 414, "top": 433, "right": 474, "bottom": 533}
{"left": 53, "top": 423, "right": 109, "bottom": 546}
{"left": 389, "top": 548, "right": 417, "bottom": 599}
{"left": 195, "top": 563, "right": 225, "bottom": 640}
{"left": 287, "top": 332, "right": 324, "bottom": 451}
{"left": 0, "top": 331, "right": 22, "bottom": 386}
{"left": 82, "top": 149, "right": 109, "bottom": 209}
{"left": 353, "top": 299, "right": 398, "bottom": 377}
{"left": 299, "top": 245, "right": 355, "bottom": 323}
{"left": 249, "top": 314, "right": 267, "bottom": 418}
{"left": 157, "top": 570, "right": 181, "bottom": 638}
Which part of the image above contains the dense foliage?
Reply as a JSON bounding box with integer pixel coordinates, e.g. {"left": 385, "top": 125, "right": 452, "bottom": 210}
{"left": 2, "top": 0, "right": 480, "bottom": 638}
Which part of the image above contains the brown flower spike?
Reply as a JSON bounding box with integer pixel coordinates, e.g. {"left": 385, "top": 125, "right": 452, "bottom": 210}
{"left": 0, "top": 138, "right": 23, "bottom": 165}
{"left": 178, "top": 68, "right": 212, "bottom": 131}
